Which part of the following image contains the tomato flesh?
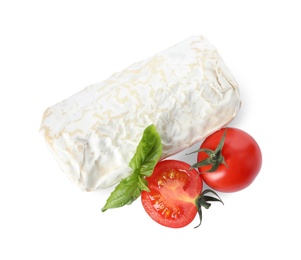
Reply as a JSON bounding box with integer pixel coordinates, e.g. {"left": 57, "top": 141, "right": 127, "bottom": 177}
{"left": 198, "top": 128, "right": 262, "bottom": 192}
{"left": 141, "top": 160, "right": 202, "bottom": 228}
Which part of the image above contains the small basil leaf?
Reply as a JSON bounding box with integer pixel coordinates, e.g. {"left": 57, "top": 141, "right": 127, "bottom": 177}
{"left": 101, "top": 173, "right": 140, "bottom": 212}
{"left": 137, "top": 175, "right": 150, "bottom": 192}
{"left": 129, "top": 124, "right": 162, "bottom": 177}
{"left": 102, "top": 124, "right": 162, "bottom": 211}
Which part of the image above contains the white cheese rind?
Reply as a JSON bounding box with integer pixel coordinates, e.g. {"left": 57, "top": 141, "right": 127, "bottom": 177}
{"left": 40, "top": 36, "right": 241, "bottom": 191}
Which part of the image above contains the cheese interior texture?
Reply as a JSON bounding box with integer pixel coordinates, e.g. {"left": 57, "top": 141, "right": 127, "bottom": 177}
{"left": 40, "top": 36, "right": 241, "bottom": 191}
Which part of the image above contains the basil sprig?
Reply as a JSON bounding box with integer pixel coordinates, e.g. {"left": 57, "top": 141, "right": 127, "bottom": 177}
{"left": 102, "top": 124, "right": 162, "bottom": 212}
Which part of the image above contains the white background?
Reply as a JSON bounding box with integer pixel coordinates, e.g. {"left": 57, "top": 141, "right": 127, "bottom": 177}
{"left": 1, "top": 0, "right": 300, "bottom": 259}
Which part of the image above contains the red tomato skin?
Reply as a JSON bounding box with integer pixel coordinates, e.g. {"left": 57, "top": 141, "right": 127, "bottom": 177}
{"left": 198, "top": 128, "right": 262, "bottom": 193}
{"left": 141, "top": 160, "right": 203, "bottom": 228}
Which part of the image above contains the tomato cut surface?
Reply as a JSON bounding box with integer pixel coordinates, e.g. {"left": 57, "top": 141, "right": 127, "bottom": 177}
{"left": 141, "top": 160, "right": 203, "bottom": 228}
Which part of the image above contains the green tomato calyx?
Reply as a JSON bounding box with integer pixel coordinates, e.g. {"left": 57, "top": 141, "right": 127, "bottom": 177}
{"left": 189, "top": 128, "right": 228, "bottom": 173}
{"left": 194, "top": 189, "right": 224, "bottom": 228}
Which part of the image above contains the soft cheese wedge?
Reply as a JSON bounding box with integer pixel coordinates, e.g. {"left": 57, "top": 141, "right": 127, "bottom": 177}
{"left": 40, "top": 36, "right": 241, "bottom": 191}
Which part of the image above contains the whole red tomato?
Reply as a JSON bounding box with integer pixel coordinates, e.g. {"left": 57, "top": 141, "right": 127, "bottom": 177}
{"left": 191, "top": 127, "right": 262, "bottom": 193}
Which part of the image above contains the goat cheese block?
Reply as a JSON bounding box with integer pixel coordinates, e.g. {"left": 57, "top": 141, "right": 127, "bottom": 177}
{"left": 40, "top": 35, "right": 241, "bottom": 191}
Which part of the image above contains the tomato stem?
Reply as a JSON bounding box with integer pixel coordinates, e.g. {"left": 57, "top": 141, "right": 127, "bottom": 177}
{"left": 189, "top": 128, "right": 228, "bottom": 173}
{"left": 194, "top": 189, "right": 224, "bottom": 228}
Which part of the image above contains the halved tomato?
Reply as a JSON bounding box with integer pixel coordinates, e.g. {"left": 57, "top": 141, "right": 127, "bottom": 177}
{"left": 141, "top": 159, "right": 223, "bottom": 228}
{"left": 141, "top": 160, "right": 202, "bottom": 228}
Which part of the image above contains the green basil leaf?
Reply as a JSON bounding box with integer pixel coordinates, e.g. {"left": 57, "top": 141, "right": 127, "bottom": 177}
{"left": 102, "top": 173, "right": 140, "bottom": 212}
{"left": 137, "top": 175, "right": 150, "bottom": 192}
{"left": 102, "top": 124, "right": 162, "bottom": 211}
{"left": 129, "top": 124, "right": 162, "bottom": 177}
